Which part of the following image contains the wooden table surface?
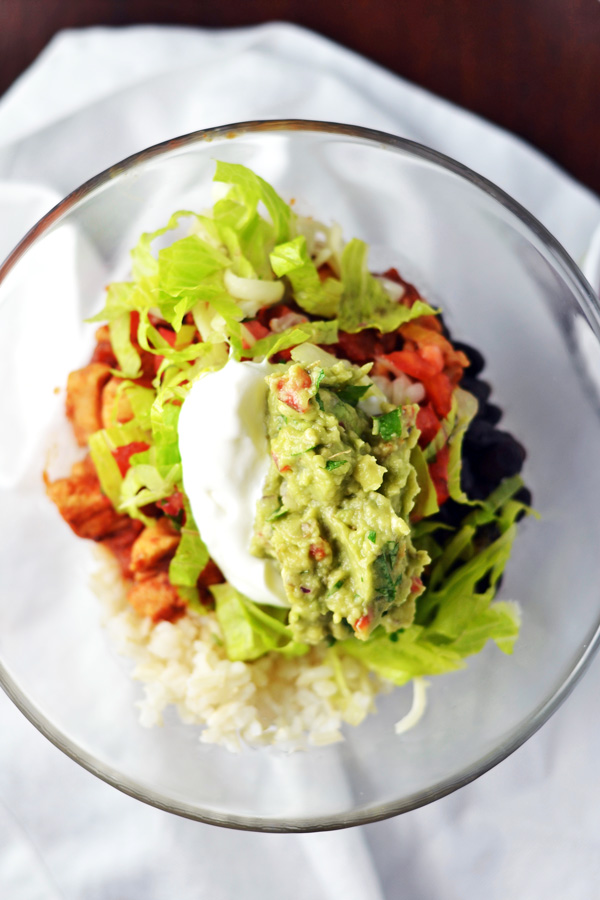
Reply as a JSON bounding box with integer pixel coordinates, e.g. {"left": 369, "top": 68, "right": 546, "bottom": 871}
{"left": 1, "top": 0, "right": 599, "bottom": 195}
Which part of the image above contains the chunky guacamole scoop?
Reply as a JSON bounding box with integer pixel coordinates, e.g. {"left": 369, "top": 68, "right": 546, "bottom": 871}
{"left": 251, "top": 356, "right": 429, "bottom": 644}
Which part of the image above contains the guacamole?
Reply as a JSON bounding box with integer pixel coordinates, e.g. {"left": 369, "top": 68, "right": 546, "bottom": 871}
{"left": 251, "top": 357, "right": 429, "bottom": 644}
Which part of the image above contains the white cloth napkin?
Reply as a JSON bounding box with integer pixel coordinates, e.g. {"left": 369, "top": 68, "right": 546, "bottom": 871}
{"left": 1, "top": 23, "right": 600, "bottom": 900}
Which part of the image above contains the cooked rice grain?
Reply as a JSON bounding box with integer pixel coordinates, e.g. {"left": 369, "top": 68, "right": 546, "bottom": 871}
{"left": 91, "top": 551, "right": 390, "bottom": 751}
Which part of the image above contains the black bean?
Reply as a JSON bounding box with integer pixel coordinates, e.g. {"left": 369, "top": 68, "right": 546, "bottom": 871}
{"left": 461, "top": 376, "right": 491, "bottom": 405}
{"left": 467, "top": 432, "right": 527, "bottom": 485}
{"left": 514, "top": 486, "right": 532, "bottom": 506}
{"left": 480, "top": 403, "right": 502, "bottom": 425}
{"left": 434, "top": 497, "right": 467, "bottom": 528}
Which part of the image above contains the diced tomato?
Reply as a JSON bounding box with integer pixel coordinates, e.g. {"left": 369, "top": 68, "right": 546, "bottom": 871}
{"left": 411, "top": 576, "right": 424, "bottom": 593}
{"left": 416, "top": 404, "right": 441, "bottom": 448}
{"left": 197, "top": 558, "right": 225, "bottom": 606}
{"left": 157, "top": 326, "right": 176, "bottom": 347}
{"left": 198, "top": 558, "right": 225, "bottom": 588}
{"left": 157, "top": 489, "right": 185, "bottom": 518}
{"left": 257, "top": 303, "right": 297, "bottom": 328}
{"left": 400, "top": 322, "right": 470, "bottom": 370}
{"left": 243, "top": 319, "right": 270, "bottom": 344}
{"left": 309, "top": 542, "right": 327, "bottom": 561}
{"left": 445, "top": 361, "right": 465, "bottom": 387}
{"left": 112, "top": 441, "right": 150, "bottom": 476}
{"left": 276, "top": 367, "right": 312, "bottom": 412}
{"left": 130, "top": 311, "right": 140, "bottom": 342}
{"left": 271, "top": 348, "right": 293, "bottom": 363}
{"left": 382, "top": 350, "right": 439, "bottom": 381}
{"left": 317, "top": 262, "right": 336, "bottom": 282}
{"left": 418, "top": 343, "right": 444, "bottom": 371}
{"left": 337, "top": 330, "right": 378, "bottom": 364}
{"left": 422, "top": 371, "right": 453, "bottom": 418}
{"left": 429, "top": 445, "right": 450, "bottom": 507}
{"left": 355, "top": 612, "right": 372, "bottom": 634}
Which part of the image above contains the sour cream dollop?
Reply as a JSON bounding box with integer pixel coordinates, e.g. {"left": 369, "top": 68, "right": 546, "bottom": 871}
{"left": 178, "top": 360, "right": 289, "bottom": 608}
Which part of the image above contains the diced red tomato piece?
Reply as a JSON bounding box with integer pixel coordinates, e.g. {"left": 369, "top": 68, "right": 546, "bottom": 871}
{"left": 257, "top": 303, "right": 297, "bottom": 328}
{"left": 429, "top": 445, "right": 450, "bottom": 507}
{"left": 416, "top": 404, "right": 441, "bottom": 448}
{"left": 243, "top": 320, "right": 270, "bottom": 343}
{"left": 157, "top": 489, "right": 185, "bottom": 518}
{"left": 337, "top": 330, "right": 379, "bottom": 364}
{"left": 418, "top": 343, "right": 444, "bottom": 371}
{"left": 382, "top": 350, "right": 439, "bottom": 381}
{"left": 317, "top": 262, "right": 336, "bottom": 282}
{"left": 276, "top": 367, "right": 312, "bottom": 412}
{"left": 309, "top": 542, "right": 327, "bottom": 561}
{"left": 271, "top": 348, "right": 293, "bottom": 363}
{"left": 130, "top": 311, "right": 140, "bottom": 342}
{"left": 157, "top": 326, "right": 176, "bottom": 347}
{"left": 355, "top": 613, "right": 372, "bottom": 634}
{"left": 197, "top": 558, "right": 225, "bottom": 606}
{"left": 422, "top": 371, "right": 453, "bottom": 418}
{"left": 411, "top": 576, "right": 424, "bottom": 593}
{"left": 400, "top": 322, "right": 470, "bottom": 371}
{"left": 112, "top": 441, "right": 150, "bottom": 476}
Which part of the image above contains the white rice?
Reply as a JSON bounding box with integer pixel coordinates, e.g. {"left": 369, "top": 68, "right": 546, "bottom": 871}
{"left": 91, "top": 550, "right": 393, "bottom": 752}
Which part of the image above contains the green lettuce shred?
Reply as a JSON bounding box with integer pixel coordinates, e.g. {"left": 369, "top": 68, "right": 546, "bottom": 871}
{"left": 270, "top": 235, "right": 342, "bottom": 318}
{"left": 339, "top": 239, "right": 438, "bottom": 333}
{"left": 211, "top": 584, "right": 309, "bottom": 661}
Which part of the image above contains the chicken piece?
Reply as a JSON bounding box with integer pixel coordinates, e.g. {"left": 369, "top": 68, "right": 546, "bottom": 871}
{"left": 101, "top": 519, "right": 144, "bottom": 576}
{"left": 127, "top": 572, "right": 186, "bottom": 623}
{"left": 66, "top": 363, "right": 112, "bottom": 445}
{"left": 45, "top": 458, "right": 129, "bottom": 540}
{"left": 130, "top": 518, "right": 180, "bottom": 576}
{"left": 101, "top": 377, "right": 134, "bottom": 429}
{"left": 95, "top": 325, "right": 110, "bottom": 342}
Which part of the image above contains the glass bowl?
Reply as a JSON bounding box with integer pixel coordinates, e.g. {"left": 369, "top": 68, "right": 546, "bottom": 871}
{"left": 1, "top": 121, "right": 600, "bottom": 833}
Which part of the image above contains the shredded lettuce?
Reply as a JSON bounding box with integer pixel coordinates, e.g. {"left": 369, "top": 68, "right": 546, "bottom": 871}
{"left": 247, "top": 318, "right": 339, "bottom": 360}
{"left": 211, "top": 584, "right": 309, "bottom": 661}
{"left": 410, "top": 445, "right": 440, "bottom": 520}
{"left": 168, "top": 495, "right": 209, "bottom": 590}
{"left": 339, "top": 239, "right": 438, "bottom": 333}
{"left": 213, "top": 160, "right": 294, "bottom": 245}
{"left": 270, "top": 235, "right": 342, "bottom": 318}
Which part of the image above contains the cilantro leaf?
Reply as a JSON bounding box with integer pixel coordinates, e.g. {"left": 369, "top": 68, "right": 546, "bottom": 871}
{"left": 374, "top": 408, "right": 402, "bottom": 441}
{"left": 373, "top": 540, "right": 401, "bottom": 604}
{"left": 336, "top": 384, "right": 370, "bottom": 407}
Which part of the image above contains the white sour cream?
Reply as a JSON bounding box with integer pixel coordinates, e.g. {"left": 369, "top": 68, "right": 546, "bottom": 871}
{"left": 178, "top": 359, "right": 289, "bottom": 608}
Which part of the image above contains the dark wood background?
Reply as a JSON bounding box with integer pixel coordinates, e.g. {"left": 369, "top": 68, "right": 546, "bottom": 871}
{"left": 1, "top": 0, "right": 599, "bottom": 194}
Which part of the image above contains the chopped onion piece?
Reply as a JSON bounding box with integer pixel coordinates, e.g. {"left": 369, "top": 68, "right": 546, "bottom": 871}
{"left": 375, "top": 276, "right": 406, "bottom": 303}
{"left": 270, "top": 312, "right": 309, "bottom": 333}
{"left": 312, "top": 247, "right": 332, "bottom": 269}
{"left": 395, "top": 677, "right": 429, "bottom": 735}
{"left": 224, "top": 268, "right": 284, "bottom": 316}
{"left": 371, "top": 374, "right": 394, "bottom": 402}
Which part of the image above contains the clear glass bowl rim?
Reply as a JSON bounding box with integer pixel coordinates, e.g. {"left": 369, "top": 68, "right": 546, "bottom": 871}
{"left": 1, "top": 118, "right": 599, "bottom": 833}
